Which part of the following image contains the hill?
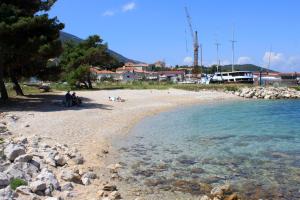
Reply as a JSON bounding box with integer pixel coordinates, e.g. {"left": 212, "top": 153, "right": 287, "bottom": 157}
{"left": 221, "top": 64, "right": 278, "bottom": 72}
{"left": 59, "top": 31, "right": 140, "bottom": 64}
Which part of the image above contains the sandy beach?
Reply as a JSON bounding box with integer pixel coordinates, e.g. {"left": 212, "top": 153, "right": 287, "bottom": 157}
{"left": 1, "top": 89, "right": 240, "bottom": 199}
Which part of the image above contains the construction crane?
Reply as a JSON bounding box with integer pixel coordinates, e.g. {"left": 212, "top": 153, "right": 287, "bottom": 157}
{"left": 185, "top": 6, "right": 199, "bottom": 68}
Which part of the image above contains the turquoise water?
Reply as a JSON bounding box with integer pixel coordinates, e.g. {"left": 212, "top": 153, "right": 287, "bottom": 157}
{"left": 115, "top": 100, "right": 300, "bottom": 199}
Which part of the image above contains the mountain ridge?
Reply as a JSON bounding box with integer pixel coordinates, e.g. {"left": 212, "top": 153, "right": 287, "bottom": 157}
{"left": 59, "top": 31, "right": 141, "bottom": 64}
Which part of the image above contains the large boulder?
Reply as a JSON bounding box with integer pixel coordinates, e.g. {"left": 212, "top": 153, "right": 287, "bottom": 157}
{"left": 4, "top": 162, "right": 39, "bottom": 181}
{"left": 4, "top": 144, "right": 26, "bottom": 162}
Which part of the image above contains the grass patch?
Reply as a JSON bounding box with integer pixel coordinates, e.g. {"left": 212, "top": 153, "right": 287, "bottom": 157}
{"left": 10, "top": 178, "right": 27, "bottom": 190}
{"left": 6, "top": 83, "right": 41, "bottom": 97}
{"left": 0, "top": 137, "right": 4, "bottom": 144}
{"left": 291, "top": 86, "right": 300, "bottom": 91}
{"left": 4, "top": 81, "right": 252, "bottom": 97}
{"left": 96, "top": 81, "right": 173, "bottom": 90}
{"left": 173, "top": 83, "right": 247, "bottom": 92}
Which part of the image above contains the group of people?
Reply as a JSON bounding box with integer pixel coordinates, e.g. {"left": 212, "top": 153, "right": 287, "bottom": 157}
{"left": 65, "top": 91, "right": 82, "bottom": 107}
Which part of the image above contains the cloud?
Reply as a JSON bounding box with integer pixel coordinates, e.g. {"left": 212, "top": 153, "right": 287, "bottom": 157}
{"left": 122, "top": 2, "right": 136, "bottom": 12}
{"left": 238, "top": 56, "right": 252, "bottom": 64}
{"left": 261, "top": 51, "right": 300, "bottom": 72}
{"left": 102, "top": 10, "right": 115, "bottom": 16}
{"left": 263, "top": 51, "right": 285, "bottom": 65}
{"left": 183, "top": 56, "right": 193, "bottom": 65}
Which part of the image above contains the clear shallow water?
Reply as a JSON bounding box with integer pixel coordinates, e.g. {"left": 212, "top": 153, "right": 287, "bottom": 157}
{"left": 115, "top": 100, "right": 300, "bottom": 199}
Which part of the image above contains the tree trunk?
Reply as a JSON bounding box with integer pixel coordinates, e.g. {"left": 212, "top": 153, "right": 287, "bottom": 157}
{"left": 11, "top": 75, "right": 24, "bottom": 96}
{"left": 0, "top": 67, "right": 8, "bottom": 101}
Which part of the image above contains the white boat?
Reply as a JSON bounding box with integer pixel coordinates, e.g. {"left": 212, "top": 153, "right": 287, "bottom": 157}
{"left": 211, "top": 71, "right": 254, "bottom": 84}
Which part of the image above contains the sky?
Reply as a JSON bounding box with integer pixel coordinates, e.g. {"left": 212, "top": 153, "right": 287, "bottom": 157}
{"left": 49, "top": 0, "right": 300, "bottom": 72}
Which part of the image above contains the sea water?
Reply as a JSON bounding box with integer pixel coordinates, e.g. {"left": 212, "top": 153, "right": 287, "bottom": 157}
{"left": 114, "top": 100, "right": 300, "bottom": 199}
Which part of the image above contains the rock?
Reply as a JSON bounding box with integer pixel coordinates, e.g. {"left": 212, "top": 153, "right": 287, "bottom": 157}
{"left": 82, "top": 171, "right": 97, "bottom": 179}
{"left": 81, "top": 177, "right": 91, "bottom": 186}
{"left": 15, "top": 185, "right": 32, "bottom": 195}
{"left": 220, "top": 183, "right": 231, "bottom": 192}
{"left": 4, "top": 144, "right": 26, "bottom": 161}
{"left": 0, "top": 173, "right": 10, "bottom": 188}
{"left": 16, "top": 137, "right": 28, "bottom": 144}
{"left": 72, "top": 154, "right": 84, "bottom": 165}
{"left": 211, "top": 186, "right": 224, "bottom": 197}
{"left": 60, "top": 169, "right": 81, "bottom": 184}
{"left": 102, "top": 149, "right": 109, "bottom": 154}
{"left": 109, "top": 191, "right": 121, "bottom": 199}
{"left": 97, "top": 189, "right": 105, "bottom": 197}
{"left": 5, "top": 162, "right": 39, "bottom": 181}
{"left": 30, "top": 180, "right": 46, "bottom": 193}
{"left": 200, "top": 195, "right": 212, "bottom": 200}
{"left": 225, "top": 193, "right": 238, "bottom": 200}
{"left": 211, "top": 183, "right": 231, "bottom": 198}
{"left": 14, "top": 154, "right": 33, "bottom": 163}
{"left": 0, "top": 186, "right": 16, "bottom": 199}
{"left": 107, "top": 164, "right": 122, "bottom": 173}
{"left": 36, "top": 169, "right": 60, "bottom": 190}
{"left": 62, "top": 182, "right": 73, "bottom": 191}
{"left": 45, "top": 157, "right": 56, "bottom": 167}
{"left": 45, "top": 197, "right": 61, "bottom": 200}
{"left": 30, "top": 158, "right": 41, "bottom": 169}
{"left": 102, "top": 183, "right": 117, "bottom": 191}
{"left": 54, "top": 155, "right": 67, "bottom": 166}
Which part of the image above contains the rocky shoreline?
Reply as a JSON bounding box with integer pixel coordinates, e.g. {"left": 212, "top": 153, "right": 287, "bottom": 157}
{"left": 0, "top": 113, "right": 122, "bottom": 200}
{"left": 230, "top": 87, "right": 300, "bottom": 99}
{"left": 1, "top": 113, "right": 241, "bottom": 200}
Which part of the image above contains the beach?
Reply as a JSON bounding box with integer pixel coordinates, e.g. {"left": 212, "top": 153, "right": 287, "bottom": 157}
{"left": 1, "top": 89, "right": 239, "bottom": 199}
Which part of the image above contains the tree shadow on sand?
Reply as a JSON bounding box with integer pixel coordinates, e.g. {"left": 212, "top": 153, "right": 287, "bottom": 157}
{"left": 0, "top": 93, "right": 113, "bottom": 112}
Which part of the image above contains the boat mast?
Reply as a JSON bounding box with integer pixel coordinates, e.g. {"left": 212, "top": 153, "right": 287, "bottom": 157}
{"left": 267, "top": 46, "right": 272, "bottom": 75}
{"left": 215, "top": 41, "right": 221, "bottom": 73}
{"left": 230, "top": 31, "right": 237, "bottom": 72}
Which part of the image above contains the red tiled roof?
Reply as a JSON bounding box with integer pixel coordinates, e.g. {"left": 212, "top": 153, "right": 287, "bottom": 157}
{"left": 158, "top": 71, "right": 185, "bottom": 75}
{"left": 90, "top": 68, "right": 115, "bottom": 74}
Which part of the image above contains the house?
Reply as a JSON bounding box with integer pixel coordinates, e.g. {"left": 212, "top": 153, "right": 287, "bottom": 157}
{"left": 153, "top": 61, "right": 166, "bottom": 68}
{"left": 90, "top": 68, "right": 116, "bottom": 81}
{"left": 158, "top": 71, "right": 185, "bottom": 82}
{"left": 115, "top": 66, "right": 146, "bottom": 81}
{"left": 124, "top": 62, "right": 149, "bottom": 71}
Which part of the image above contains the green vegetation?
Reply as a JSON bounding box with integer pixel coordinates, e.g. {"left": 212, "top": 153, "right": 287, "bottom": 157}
{"left": 95, "top": 81, "right": 172, "bottom": 90}
{"left": 291, "top": 86, "right": 300, "bottom": 91}
{"left": 0, "top": 0, "right": 64, "bottom": 100}
{"left": 60, "top": 35, "right": 120, "bottom": 89}
{"left": 0, "top": 137, "right": 4, "bottom": 144}
{"left": 173, "top": 84, "right": 246, "bottom": 92}
{"left": 6, "top": 83, "right": 42, "bottom": 98}
{"left": 5, "top": 81, "right": 250, "bottom": 95}
{"left": 10, "top": 178, "right": 27, "bottom": 190}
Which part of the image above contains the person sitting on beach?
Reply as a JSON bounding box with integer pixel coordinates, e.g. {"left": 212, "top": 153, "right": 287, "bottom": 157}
{"left": 72, "top": 92, "right": 82, "bottom": 106}
{"left": 65, "top": 91, "right": 72, "bottom": 107}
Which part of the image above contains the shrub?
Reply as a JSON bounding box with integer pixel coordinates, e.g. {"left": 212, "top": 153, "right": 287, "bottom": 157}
{"left": 224, "top": 85, "right": 239, "bottom": 92}
{"left": 10, "top": 179, "right": 27, "bottom": 190}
